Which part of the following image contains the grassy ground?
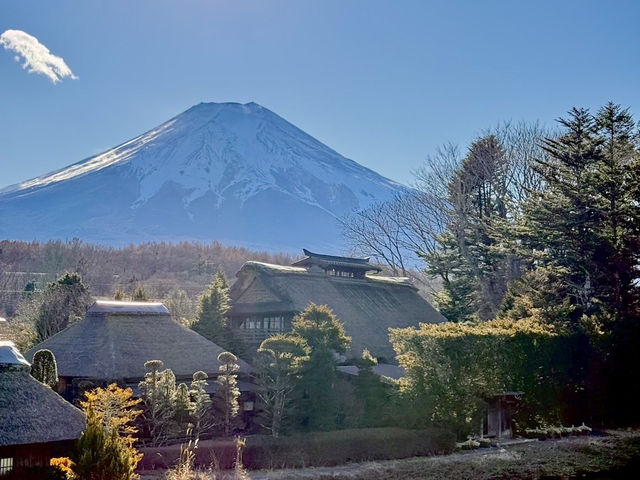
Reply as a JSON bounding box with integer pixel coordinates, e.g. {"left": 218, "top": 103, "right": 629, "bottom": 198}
{"left": 139, "top": 430, "right": 640, "bottom": 480}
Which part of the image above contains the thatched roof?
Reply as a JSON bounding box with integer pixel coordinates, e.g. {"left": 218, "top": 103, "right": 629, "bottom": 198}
{"left": 0, "top": 341, "right": 85, "bottom": 446}
{"left": 25, "top": 301, "right": 252, "bottom": 380}
{"left": 230, "top": 261, "right": 447, "bottom": 359}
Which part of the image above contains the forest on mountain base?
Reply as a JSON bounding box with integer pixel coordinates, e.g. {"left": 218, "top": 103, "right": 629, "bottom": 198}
{"left": 0, "top": 240, "right": 293, "bottom": 317}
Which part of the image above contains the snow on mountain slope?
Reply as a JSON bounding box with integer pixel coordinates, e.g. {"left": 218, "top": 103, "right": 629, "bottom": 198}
{"left": 0, "top": 102, "right": 407, "bottom": 252}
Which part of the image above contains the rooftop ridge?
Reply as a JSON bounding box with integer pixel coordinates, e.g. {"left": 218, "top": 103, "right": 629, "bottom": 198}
{"left": 88, "top": 300, "right": 170, "bottom": 315}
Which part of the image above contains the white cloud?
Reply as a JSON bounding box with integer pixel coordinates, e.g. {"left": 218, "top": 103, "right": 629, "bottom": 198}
{"left": 0, "top": 29, "right": 77, "bottom": 83}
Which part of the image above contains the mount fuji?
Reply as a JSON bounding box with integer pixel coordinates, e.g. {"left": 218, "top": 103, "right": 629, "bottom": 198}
{"left": 0, "top": 102, "right": 406, "bottom": 252}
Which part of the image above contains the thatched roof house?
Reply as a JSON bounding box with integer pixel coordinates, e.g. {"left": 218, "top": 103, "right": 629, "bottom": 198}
{"left": 0, "top": 341, "right": 85, "bottom": 476}
{"left": 26, "top": 301, "right": 253, "bottom": 398}
{"left": 229, "top": 250, "right": 447, "bottom": 359}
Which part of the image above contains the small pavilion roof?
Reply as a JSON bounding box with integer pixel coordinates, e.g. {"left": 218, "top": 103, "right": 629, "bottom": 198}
{"left": 292, "top": 249, "right": 382, "bottom": 272}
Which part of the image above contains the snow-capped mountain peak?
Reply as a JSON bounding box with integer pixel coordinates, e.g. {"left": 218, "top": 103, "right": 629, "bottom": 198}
{"left": 0, "top": 102, "right": 406, "bottom": 252}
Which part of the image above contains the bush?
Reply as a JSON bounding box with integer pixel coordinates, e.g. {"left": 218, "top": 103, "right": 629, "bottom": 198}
{"left": 242, "top": 427, "right": 455, "bottom": 469}
{"left": 137, "top": 428, "right": 455, "bottom": 472}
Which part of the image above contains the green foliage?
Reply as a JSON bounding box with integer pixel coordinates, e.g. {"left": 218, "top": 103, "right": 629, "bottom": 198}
{"left": 113, "top": 289, "right": 125, "bottom": 301}
{"left": 286, "top": 304, "right": 351, "bottom": 431}
{"left": 131, "top": 285, "right": 150, "bottom": 302}
{"left": 241, "top": 428, "right": 456, "bottom": 469}
{"left": 352, "top": 350, "right": 393, "bottom": 428}
{"left": 58, "top": 385, "right": 143, "bottom": 480}
{"left": 214, "top": 352, "right": 241, "bottom": 436}
{"left": 191, "top": 270, "right": 247, "bottom": 355}
{"left": 257, "top": 334, "right": 309, "bottom": 437}
{"left": 31, "top": 349, "right": 58, "bottom": 388}
{"left": 138, "top": 360, "right": 178, "bottom": 445}
{"left": 192, "top": 270, "right": 229, "bottom": 339}
{"left": 172, "top": 382, "right": 193, "bottom": 433}
{"left": 35, "top": 272, "right": 93, "bottom": 342}
{"left": 72, "top": 405, "right": 142, "bottom": 480}
{"left": 390, "top": 318, "right": 565, "bottom": 438}
{"left": 190, "top": 370, "right": 213, "bottom": 438}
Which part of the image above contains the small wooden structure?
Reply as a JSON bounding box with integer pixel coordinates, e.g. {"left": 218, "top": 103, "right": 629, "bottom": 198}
{"left": 485, "top": 391, "right": 523, "bottom": 439}
{"left": 0, "top": 341, "right": 85, "bottom": 477}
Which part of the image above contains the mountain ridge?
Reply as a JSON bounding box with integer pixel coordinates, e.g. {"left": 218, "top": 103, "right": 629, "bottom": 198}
{"left": 0, "top": 102, "right": 407, "bottom": 253}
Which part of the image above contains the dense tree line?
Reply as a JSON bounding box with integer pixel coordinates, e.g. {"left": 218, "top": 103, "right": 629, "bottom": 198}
{"left": 0, "top": 239, "right": 293, "bottom": 317}
{"left": 350, "top": 103, "right": 640, "bottom": 429}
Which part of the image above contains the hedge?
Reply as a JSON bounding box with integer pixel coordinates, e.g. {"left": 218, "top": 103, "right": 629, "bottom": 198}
{"left": 138, "top": 427, "right": 455, "bottom": 471}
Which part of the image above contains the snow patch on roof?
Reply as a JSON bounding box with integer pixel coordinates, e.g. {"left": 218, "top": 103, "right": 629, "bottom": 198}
{"left": 0, "top": 341, "right": 30, "bottom": 368}
{"left": 88, "top": 300, "right": 170, "bottom": 315}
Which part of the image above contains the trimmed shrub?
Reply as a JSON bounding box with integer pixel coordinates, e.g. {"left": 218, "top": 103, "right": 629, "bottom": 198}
{"left": 243, "top": 427, "right": 455, "bottom": 469}
{"left": 137, "top": 427, "right": 455, "bottom": 472}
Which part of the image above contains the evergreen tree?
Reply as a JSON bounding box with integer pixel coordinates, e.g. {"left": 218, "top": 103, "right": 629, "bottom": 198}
{"left": 173, "top": 382, "right": 193, "bottom": 435}
{"left": 190, "top": 371, "right": 213, "bottom": 439}
{"left": 131, "top": 285, "right": 150, "bottom": 301}
{"left": 214, "top": 352, "right": 241, "bottom": 436}
{"left": 353, "top": 349, "right": 390, "bottom": 427}
{"left": 30, "top": 349, "right": 58, "bottom": 388}
{"left": 35, "top": 272, "right": 93, "bottom": 341}
{"left": 290, "top": 304, "right": 350, "bottom": 431}
{"left": 55, "top": 384, "right": 143, "bottom": 480}
{"left": 191, "top": 270, "right": 243, "bottom": 353}
{"left": 138, "top": 360, "right": 177, "bottom": 445}
{"left": 257, "top": 334, "right": 309, "bottom": 437}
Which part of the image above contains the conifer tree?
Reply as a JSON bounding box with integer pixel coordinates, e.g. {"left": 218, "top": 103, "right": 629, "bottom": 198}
{"left": 191, "top": 270, "right": 237, "bottom": 349}
{"left": 290, "top": 304, "right": 350, "bottom": 431}
{"left": 257, "top": 334, "right": 309, "bottom": 437}
{"left": 131, "top": 285, "right": 150, "bottom": 302}
{"left": 214, "top": 352, "right": 241, "bottom": 436}
{"left": 138, "top": 360, "right": 177, "bottom": 445}
{"left": 173, "top": 382, "right": 193, "bottom": 434}
{"left": 31, "top": 349, "right": 58, "bottom": 388}
{"left": 190, "top": 371, "right": 213, "bottom": 439}
{"left": 35, "top": 272, "right": 92, "bottom": 341}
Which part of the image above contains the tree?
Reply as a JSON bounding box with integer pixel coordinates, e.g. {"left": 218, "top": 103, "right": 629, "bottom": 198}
{"left": 35, "top": 272, "right": 93, "bottom": 342}
{"left": 191, "top": 270, "right": 242, "bottom": 352}
{"left": 173, "top": 382, "right": 193, "bottom": 435}
{"left": 190, "top": 371, "right": 213, "bottom": 439}
{"left": 214, "top": 352, "right": 241, "bottom": 436}
{"left": 52, "top": 384, "right": 143, "bottom": 480}
{"left": 138, "top": 360, "right": 177, "bottom": 445}
{"left": 165, "top": 289, "right": 196, "bottom": 326}
{"left": 31, "top": 349, "right": 58, "bottom": 388}
{"left": 290, "top": 304, "right": 351, "bottom": 431}
{"left": 352, "top": 349, "right": 391, "bottom": 428}
{"left": 257, "top": 334, "right": 309, "bottom": 437}
{"left": 131, "top": 285, "right": 150, "bottom": 302}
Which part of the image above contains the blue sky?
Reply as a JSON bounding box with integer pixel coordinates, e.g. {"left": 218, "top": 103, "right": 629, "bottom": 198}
{"left": 1, "top": 0, "right": 639, "bottom": 188}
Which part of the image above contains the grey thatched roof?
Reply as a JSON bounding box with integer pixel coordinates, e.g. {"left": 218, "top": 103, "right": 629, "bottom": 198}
{"left": 337, "top": 363, "right": 405, "bottom": 382}
{"left": 25, "top": 301, "right": 252, "bottom": 380}
{"left": 230, "top": 261, "right": 447, "bottom": 359}
{"left": 0, "top": 342, "right": 85, "bottom": 446}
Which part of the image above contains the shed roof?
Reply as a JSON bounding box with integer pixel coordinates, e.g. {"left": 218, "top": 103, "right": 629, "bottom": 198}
{"left": 0, "top": 342, "right": 85, "bottom": 446}
{"left": 26, "top": 301, "right": 253, "bottom": 380}
{"left": 230, "top": 261, "right": 446, "bottom": 359}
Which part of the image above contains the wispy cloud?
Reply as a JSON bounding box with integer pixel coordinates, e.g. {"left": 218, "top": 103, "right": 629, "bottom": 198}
{"left": 0, "top": 29, "right": 77, "bottom": 83}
